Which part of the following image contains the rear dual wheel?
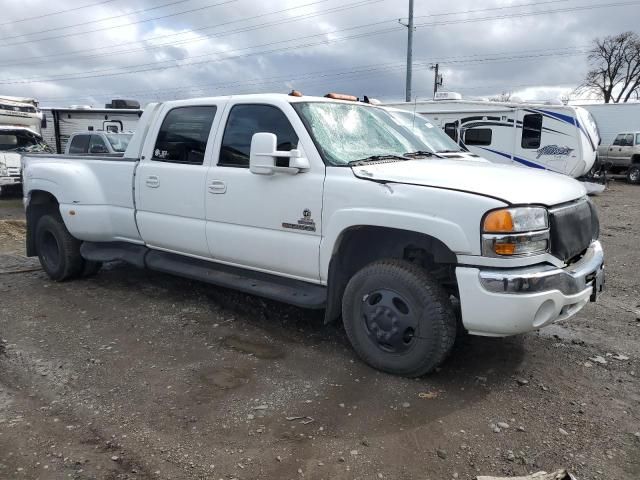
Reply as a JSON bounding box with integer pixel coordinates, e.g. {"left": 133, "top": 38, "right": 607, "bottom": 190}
{"left": 35, "top": 214, "right": 101, "bottom": 281}
{"left": 342, "top": 259, "right": 456, "bottom": 377}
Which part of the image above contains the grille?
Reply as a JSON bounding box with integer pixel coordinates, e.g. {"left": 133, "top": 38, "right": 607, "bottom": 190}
{"left": 7, "top": 167, "right": 20, "bottom": 177}
{"left": 549, "top": 198, "right": 598, "bottom": 262}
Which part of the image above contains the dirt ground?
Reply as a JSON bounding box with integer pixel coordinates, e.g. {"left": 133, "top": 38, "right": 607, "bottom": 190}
{"left": 0, "top": 182, "right": 638, "bottom": 480}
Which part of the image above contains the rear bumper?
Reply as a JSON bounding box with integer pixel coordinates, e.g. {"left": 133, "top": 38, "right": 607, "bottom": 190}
{"left": 457, "top": 241, "right": 604, "bottom": 337}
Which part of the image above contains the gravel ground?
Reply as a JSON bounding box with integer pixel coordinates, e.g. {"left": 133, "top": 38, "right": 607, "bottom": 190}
{"left": 0, "top": 182, "right": 638, "bottom": 480}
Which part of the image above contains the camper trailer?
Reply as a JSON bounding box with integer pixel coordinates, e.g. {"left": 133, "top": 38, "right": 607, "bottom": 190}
{"left": 0, "top": 96, "right": 44, "bottom": 136}
{"left": 40, "top": 100, "right": 142, "bottom": 153}
{"left": 384, "top": 93, "right": 600, "bottom": 178}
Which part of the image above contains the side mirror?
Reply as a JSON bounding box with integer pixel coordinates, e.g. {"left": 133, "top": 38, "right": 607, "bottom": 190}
{"left": 249, "top": 132, "right": 309, "bottom": 175}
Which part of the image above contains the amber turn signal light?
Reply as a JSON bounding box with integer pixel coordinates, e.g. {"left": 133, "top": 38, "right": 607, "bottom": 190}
{"left": 483, "top": 210, "right": 514, "bottom": 233}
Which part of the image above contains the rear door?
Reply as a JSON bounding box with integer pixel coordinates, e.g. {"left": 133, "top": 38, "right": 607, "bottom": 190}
{"left": 135, "top": 103, "right": 222, "bottom": 258}
{"left": 204, "top": 101, "right": 324, "bottom": 282}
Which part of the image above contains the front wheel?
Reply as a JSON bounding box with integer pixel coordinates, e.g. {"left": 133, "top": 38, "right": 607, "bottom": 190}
{"left": 627, "top": 165, "right": 640, "bottom": 184}
{"left": 342, "top": 259, "right": 457, "bottom": 377}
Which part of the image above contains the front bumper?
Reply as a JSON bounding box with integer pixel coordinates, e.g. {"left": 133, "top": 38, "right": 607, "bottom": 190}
{"left": 457, "top": 240, "right": 604, "bottom": 337}
{"left": 0, "top": 176, "right": 21, "bottom": 186}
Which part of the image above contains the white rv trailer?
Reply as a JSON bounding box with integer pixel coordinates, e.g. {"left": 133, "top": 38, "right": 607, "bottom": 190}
{"left": 384, "top": 93, "right": 600, "bottom": 178}
{"left": 575, "top": 102, "right": 640, "bottom": 146}
{"left": 40, "top": 104, "right": 142, "bottom": 153}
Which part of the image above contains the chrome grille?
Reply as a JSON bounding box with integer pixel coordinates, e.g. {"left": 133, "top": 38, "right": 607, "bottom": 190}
{"left": 7, "top": 167, "right": 21, "bottom": 177}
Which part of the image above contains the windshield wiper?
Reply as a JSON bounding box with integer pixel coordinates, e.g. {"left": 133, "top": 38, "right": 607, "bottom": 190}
{"left": 403, "top": 150, "right": 438, "bottom": 158}
{"left": 348, "top": 154, "right": 409, "bottom": 167}
{"left": 436, "top": 149, "right": 462, "bottom": 154}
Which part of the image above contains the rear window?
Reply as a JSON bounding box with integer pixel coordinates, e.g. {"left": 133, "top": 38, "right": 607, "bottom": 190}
{"left": 105, "top": 133, "right": 132, "bottom": 153}
{"left": 152, "top": 106, "right": 217, "bottom": 165}
{"left": 464, "top": 128, "right": 492, "bottom": 146}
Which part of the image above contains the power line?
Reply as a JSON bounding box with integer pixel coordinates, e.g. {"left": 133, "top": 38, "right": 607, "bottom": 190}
{"left": 1, "top": 0, "right": 571, "bottom": 68}
{"left": 415, "top": 0, "right": 640, "bottom": 27}
{"left": 36, "top": 46, "right": 591, "bottom": 102}
{"left": 0, "top": 0, "right": 121, "bottom": 27}
{"left": 0, "top": 0, "right": 196, "bottom": 41}
{"left": 0, "top": 0, "right": 377, "bottom": 69}
{"left": 1, "top": 0, "right": 622, "bottom": 85}
{"left": 0, "top": 20, "right": 402, "bottom": 84}
{"left": 0, "top": 0, "right": 237, "bottom": 48}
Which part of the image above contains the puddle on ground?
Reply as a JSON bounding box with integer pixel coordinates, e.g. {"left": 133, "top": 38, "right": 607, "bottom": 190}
{"left": 223, "top": 335, "right": 285, "bottom": 359}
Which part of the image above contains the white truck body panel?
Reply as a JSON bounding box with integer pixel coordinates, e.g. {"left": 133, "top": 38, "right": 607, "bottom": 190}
{"left": 383, "top": 99, "right": 600, "bottom": 178}
{"left": 23, "top": 93, "right": 603, "bottom": 339}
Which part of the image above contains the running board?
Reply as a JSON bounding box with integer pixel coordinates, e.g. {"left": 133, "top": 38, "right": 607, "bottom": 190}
{"left": 81, "top": 242, "right": 326, "bottom": 309}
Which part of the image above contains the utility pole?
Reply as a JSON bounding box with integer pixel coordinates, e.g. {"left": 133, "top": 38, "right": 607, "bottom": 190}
{"left": 399, "top": 0, "right": 414, "bottom": 102}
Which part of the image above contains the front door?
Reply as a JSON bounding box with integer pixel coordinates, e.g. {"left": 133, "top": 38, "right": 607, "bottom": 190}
{"left": 135, "top": 105, "right": 219, "bottom": 258}
{"left": 204, "top": 103, "right": 324, "bottom": 282}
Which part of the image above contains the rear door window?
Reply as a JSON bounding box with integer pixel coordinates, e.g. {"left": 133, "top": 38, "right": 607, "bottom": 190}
{"left": 521, "top": 113, "right": 543, "bottom": 149}
{"left": 68, "top": 134, "right": 90, "bottom": 154}
{"left": 464, "top": 128, "right": 492, "bottom": 146}
{"left": 152, "top": 106, "right": 217, "bottom": 165}
{"left": 219, "top": 104, "right": 298, "bottom": 167}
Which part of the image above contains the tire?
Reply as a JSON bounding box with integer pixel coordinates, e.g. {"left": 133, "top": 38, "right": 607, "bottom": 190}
{"left": 627, "top": 165, "right": 640, "bottom": 184}
{"left": 342, "top": 259, "right": 457, "bottom": 377}
{"left": 35, "top": 214, "right": 85, "bottom": 281}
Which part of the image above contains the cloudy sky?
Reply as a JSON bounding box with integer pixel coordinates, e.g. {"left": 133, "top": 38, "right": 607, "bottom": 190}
{"left": 0, "top": 0, "right": 638, "bottom": 107}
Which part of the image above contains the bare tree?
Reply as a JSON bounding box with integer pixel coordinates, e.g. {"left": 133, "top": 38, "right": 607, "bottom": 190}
{"left": 580, "top": 31, "right": 640, "bottom": 103}
{"left": 488, "top": 91, "right": 512, "bottom": 102}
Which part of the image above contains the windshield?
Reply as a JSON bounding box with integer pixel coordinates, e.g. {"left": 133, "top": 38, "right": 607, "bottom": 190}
{"left": 0, "top": 131, "right": 51, "bottom": 153}
{"left": 105, "top": 133, "right": 132, "bottom": 152}
{"left": 385, "top": 110, "right": 462, "bottom": 153}
{"left": 293, "top": 102, "right": 426, "bottom": 165}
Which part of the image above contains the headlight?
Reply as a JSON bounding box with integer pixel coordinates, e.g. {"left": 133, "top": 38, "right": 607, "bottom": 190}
{"left": 482, "top": 207, "right": 549, "bottom": 257}
{"left": 0, "top": 163, "right": 7, "bottom": 176}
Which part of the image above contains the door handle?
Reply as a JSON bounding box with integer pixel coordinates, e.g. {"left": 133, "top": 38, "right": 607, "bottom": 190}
{"left": 145, "top": 175, "right": 160, "bottom": 188}
{"left": 208, "top": 180, "right": 226, "bottom": 194}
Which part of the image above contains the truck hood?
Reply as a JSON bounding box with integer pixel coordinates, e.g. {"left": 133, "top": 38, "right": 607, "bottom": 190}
{"left": 0, "top": 152, "right": 22, "bottom": 168}
{"left": 351, "top": 159, "right": 586, "bottom": 206}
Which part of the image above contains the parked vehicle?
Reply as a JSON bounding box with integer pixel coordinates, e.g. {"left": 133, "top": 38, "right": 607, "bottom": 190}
{"left": 0, "top": 126, "right": 51, "bottom": 194}
{"left": 65, "top": 131, "right": 133, "bottom": 156}
{"left": 22, "top": 93, "right": 604, "bottom": 376}
{"left": 40, "top": 100, "right": 142, "bottom": 154}
{"left": 576, "top": 102, "right": 640, "bottom": 146}
{"left": 597, "top": 131, "right": 640, "bottom": 183}
{"left": 384, "top": 93, "right": 600, "bottom": 178}
{"left": 0, "top": 96, "right": 44, "bottom": 137}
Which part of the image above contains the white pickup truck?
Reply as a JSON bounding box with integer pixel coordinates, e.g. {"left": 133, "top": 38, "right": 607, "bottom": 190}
{"left": 22, "top": 93, "right": 605, "bottom": 376}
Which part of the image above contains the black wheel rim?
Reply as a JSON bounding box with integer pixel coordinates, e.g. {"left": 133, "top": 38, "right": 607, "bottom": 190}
{"left": 361, "top": 289, "right": 418, "bottom": 354}
{"left": 630, "top": 168, "right": 640, "bottom": 182}
{"left": 41, "top": 230, "right": 61, "bottom": 271}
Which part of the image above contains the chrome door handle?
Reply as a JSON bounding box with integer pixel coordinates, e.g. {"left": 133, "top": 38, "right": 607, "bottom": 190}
{"left": 145, "top": 175, "right": 160, "bottom": 188}
{"left": 208, "top": 180, "right": 226, "bottom": 194}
